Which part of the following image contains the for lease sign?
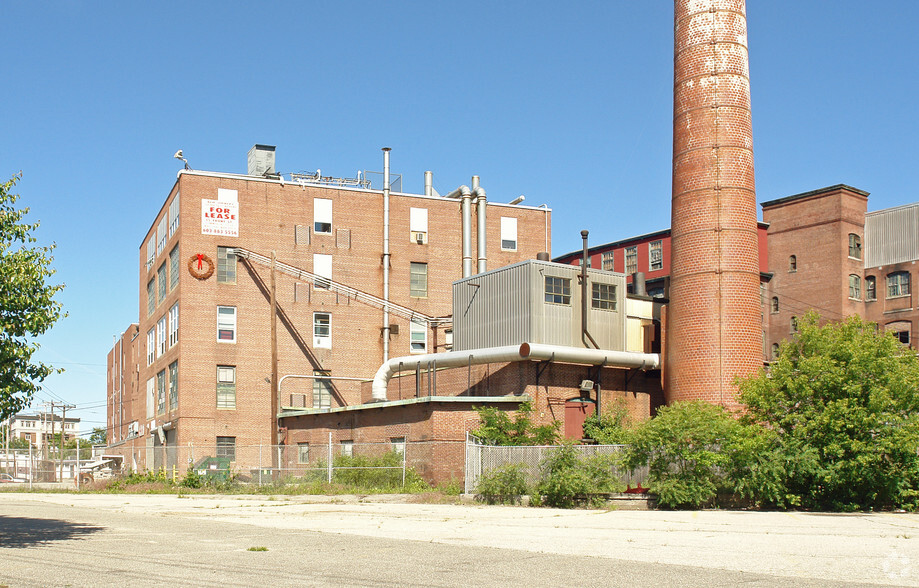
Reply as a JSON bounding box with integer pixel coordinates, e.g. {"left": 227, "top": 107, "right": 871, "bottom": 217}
{"left": 201, "top": 199, "right": 239, "bottom": 237}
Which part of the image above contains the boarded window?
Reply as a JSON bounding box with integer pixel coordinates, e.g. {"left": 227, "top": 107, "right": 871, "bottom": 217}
{"left": 314, "top": 198, "right": 332, "bottom": 234}
{"left": 313, "top": 371, "right": 332, "bottom": 409}
{"left": 313, "top": 254, "right": 332, "bottom": 289}
{"left": 625, "top": 247, "right": 637, "bottom": 274}
{"left": 501, "top": 217, "right": 517, "bottom": 251}
{"left": 216, "top": 436, "right": 236, "bottom": 461}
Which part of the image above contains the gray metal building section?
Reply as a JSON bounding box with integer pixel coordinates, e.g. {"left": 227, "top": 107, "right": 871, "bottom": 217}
{"left": 864, "top": 203, "right": 919, "bottom": 268}
{"left": 452, "top": 260, "right": 627, "bottom": 351}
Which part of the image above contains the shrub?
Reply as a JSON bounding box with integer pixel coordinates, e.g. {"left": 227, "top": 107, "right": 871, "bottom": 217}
{"left": 535, "top": 444, "right": 623, "bottom": 508}
{"left": 582, "top": 401, "right": 633, "bottom": 445}
{"left": 472, "top": 401, "right": 558, "bottom": 446}
{"left": 475, "top": 463, "right": 530, "bottom": 504}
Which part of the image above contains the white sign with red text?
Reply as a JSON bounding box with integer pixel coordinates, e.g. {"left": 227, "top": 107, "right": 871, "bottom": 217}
{"left": 201, "top": 199, "right": 239, "bottom": 237}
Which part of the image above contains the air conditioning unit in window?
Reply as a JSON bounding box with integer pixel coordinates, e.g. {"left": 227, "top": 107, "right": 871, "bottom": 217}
{"left": 412, "top": 231, "right": 427, "bottom": 245}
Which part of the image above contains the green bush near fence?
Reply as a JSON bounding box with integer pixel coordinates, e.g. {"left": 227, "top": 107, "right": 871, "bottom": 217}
{"left": 475, "top": 463, "right": 530, "bottom": 504}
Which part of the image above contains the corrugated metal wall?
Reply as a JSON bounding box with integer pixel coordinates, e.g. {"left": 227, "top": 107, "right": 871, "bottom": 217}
{"left": 452, "top": 260, "right": 626, "bottom": 351}
{"left": 865, "top": 204, "right": 919, "bottom": 268}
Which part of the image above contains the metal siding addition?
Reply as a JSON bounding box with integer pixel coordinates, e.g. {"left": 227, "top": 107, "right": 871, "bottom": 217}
{"left": 865, "top": 205, "right": 919, "bottom": 268}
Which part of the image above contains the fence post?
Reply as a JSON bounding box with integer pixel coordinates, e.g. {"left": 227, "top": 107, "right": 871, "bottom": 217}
{"left": 258, "top": 444, "right": 263, "bottom": 485}
{"left": 29, "top": 445, "right": 33, "bottom": 490}
{"left": 327, "top": 432, "right": 332, "bottom": 483}
{"left": 402, "top": 441, "right": 406, "bottom": 488}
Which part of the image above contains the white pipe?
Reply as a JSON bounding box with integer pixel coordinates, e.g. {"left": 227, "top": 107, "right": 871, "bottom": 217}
{"left": 382, "top": 148, "right": 392, "bottom": 361}
{"left": 424, "top": 171, "right": 433, "bottom": 197}
{"left": 475, "top": 185, "right": 487, "bottom": 274}
{"left": 371, "top": 342, "right": 660, "bottom": 401}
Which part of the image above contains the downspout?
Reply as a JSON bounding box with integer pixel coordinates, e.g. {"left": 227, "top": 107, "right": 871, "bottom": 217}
{"left": 371, "top": 342, "right": 660, "bottom": 401}
{"left": 581, "top": 230, "right": 600, "bottom": 349}
{"left": 445, "top": 185, "right": 473, "bottom": 278}
{"left": 382, "top": 148, "right": 392, "bottom": 361}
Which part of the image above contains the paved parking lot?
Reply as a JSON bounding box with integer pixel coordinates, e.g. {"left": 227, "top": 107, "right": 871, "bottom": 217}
{"left": 0, "top": 492, "right": 916, "bottom": 586}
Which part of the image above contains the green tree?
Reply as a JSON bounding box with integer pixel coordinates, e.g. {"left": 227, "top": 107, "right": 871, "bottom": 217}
{"left": 582, "top": 400, "right": 633, "bottom": 444}
{"left": 88, "top": 427, "right": 107, "bottom": 445}
{"left": 737, "top": 313, "right": 919, "bottom": 511}
{"left": 472, "top": 401, "right": 558, "bottom": 446}
{"left": 623, "top": 401, "right": 744, "bottom": 509}
{"left": 0, "top": 174, "right": 65, "bottom": 421}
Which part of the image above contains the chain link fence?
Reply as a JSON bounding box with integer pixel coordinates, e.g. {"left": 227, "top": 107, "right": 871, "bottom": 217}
{"left": 463, "top": 434, "right": 649, "bottom": 494}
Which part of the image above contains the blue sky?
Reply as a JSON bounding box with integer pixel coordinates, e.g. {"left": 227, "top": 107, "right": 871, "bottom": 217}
{"left": 3, "top": 1, "right": 917, "bottom": 432}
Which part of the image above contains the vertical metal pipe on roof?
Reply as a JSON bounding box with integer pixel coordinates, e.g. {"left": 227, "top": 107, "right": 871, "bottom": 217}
{"left": 382, "top": 148, "right": 392, "bottom": 362}
{"left": 581, "top": 231, "right": 599, "bottom": 349}
{"left": 462, "top": 190, "right": 473, "bottom": 277}
{"left": 473, "top": 175, "right": 487, "bottom": 274}
{"left": 424, "top": 171, "right": 433, "bottom": 197}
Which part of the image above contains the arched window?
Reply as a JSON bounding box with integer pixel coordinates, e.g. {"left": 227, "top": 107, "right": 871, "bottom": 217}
{"left": 865, "top": 276, "right": 877, "bottom": 301}
{"left": 771, "top": 343, "right": 780, "bottom": 360}
{"left": 848, "top": 274, "right": 861, "bottom": 300}
{"left": 887, "top": 271, "right": 911, "bottom": 298}
{"left": 791, "top": 316, "right": 798, "bottom": 332}
{"left": 771, "top": 296, "right": 779, "bottom": 313}
{"left": 848, "top": 233, "right": 862, "bottom": 260}
{"left": 789, "top": 255, "right": 797, "bottom": 272}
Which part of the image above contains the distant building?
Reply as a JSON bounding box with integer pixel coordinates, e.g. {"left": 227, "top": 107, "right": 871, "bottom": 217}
{"left": 8, "top": 412, "right": 80, "bottom": 450}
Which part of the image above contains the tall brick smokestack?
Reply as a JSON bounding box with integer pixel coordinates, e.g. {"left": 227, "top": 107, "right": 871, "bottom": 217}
{"left": 667, "top": 0, "right": 761, "bottom": 407}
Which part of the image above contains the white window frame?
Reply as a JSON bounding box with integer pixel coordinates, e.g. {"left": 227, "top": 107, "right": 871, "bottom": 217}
{"left": 157, "top": 315, "right": 167, "bottom": 357}
{"left": 156, "top": 216, "right": 168, "bottom": 256}
{"left": 341, "top": 440, "right": 354, "bottom": 457}
{"left": 313, "top": 371, "right": 332, "bottom": 410}
{"left": 217, "top": 366, "right": 236, "bottom": 409}
{"left": 146, "top": 377, "right": 155, "bottom": 420}
{"left": 313, "top": 198, "right": 332, "bottom": 234}
{"left": 410, "top": 208, "right": 428, "bottom": 244}
{"left": 146, "top": 237, "right": 156, "bottom": 271}
{"left": 601, "top": 251, "right": 614, "bottom": 271}
{"left": 848, "top": 274, "right": 861, "bottom": 300}
{"left": 410, "top": 262, "right": 427, "bottom": 298}
{"left": 410, "top": 320, "right": 427, "bottom": 354}
{"left": 313, "top": 254, "right": 332, "bottom": 289}
{"left": 168, "top": 193, "right": 180, "bottom": 238}
{"left": 625, "top": 246, "right": 638, "bottom": 275}
{"left": 500, "top": 217, "right": 518, "bottom": 251}
{"left": 169, "top": 303, "right": 179, "bottom": 348}
{"left": 313, "top": 312, "right": 331, "bottom": 349}
{"left": 297, "top": 443, "right": 309, "bottom": 464}
{"left": 217, "top": 306, "right": 237, "bottom": 343}
{"left": 146, "top": 328, "right": 155, "bottom": 366}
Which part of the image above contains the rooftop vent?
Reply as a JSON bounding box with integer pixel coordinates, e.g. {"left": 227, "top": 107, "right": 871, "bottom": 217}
{"left": 247, "top": 144, "right": 276, "bottom": 176}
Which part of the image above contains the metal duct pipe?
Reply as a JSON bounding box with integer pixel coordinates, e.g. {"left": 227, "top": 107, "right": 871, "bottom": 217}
{"left": 371, "top": 342, "right": 660, "bottom": 401}
{"left": 444, "top": 184, "right": 474, "bottom": 277}
{"left": 424, "top": 171, "right": 433, "bottom": 197}
{"left": 632, "top": 272, "right": 646, "bottom": 297}
{"left": 474, "top": 182, "right": 487, "bottom": 274}
{"left": 382, "top": 147, "right": 392, "bottom": 361}
{"left": 580, "top": 230, "right": 599, "bottom": 349}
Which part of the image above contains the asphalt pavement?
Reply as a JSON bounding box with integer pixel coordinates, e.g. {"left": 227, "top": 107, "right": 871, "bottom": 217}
{"left": 0, "top": 492, "right": 916, "bottom": 587}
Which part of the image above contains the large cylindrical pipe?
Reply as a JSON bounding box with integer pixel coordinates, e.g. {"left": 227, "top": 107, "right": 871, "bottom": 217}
{"left": 462, "top": 190, "right": 474, "bottom": 277}
{"left": 475, "top": 184, "right": 487, "bottom": 274}
{"left": 424, "top": 171, "right": 433, "bottom": 197}
{"left": 668, "top": 0, "right": 761, "bottom": 408}
{"left": 382, "top": 148, "right": 392, "bottom": 361}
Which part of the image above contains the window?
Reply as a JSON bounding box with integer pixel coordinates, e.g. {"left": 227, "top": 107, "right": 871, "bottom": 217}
{"left": 500, "top": 217, "right": 518, "bottom": 251}
{"left": 887, "top": 272, "right": 910, "bottom": 298}
{"left": 146, "top": 238, "right": 156, "bottom": 271}
{"left": 771, "top": 343, "right": 780, "bottom": 360}
{"left": 866, "top": 276, "right": 877, "bottom": 301}
{"left": 649, "top": 241, "right": 663, "bottom": 271}
{"left": 216, "top": 366, "right": 236, "bottom": 409}
{"left": 146, "top": 377, "right": 155, "bottom": 420}
{"left": 410, "top": 262, "right": 428, "bottom": 297}
{"left": 313, "top": 312, "right": 331, "bottom": 348}
{"left": 391, "top": 437, "right": 406, "bottom": 455}
{"left": 217, "top": 306, "right": 237, "bottom": 342}
{"left": 156, "top": 215, "right": 168, "bottom": 257}
{"left": 848, "top": 233, "right": 862, "bottom": 260}
{"left": 887, "top": 322, "right": 911, "bottom": 345}
{"left": 313, "top": 371, "right": 332, "bottom": 410}
{"left": 591, "top": 283, "right": 617, "bottom": 311}
{"left": 156, "top": 369, "right": 166, "bottom": 415}
{"left": 169, "top": 303, "right": 179, "bottom": 347}
{"left": 169, "top": 245, "right": 179, "bottom": 290}
{"left": 146, "top": 328, "right": 155, "bottom": 366}
{"left": 168, "top": 361, "right": 178, "bottom": 411}
{"left": 410, "top": 208, "right": 428, "bottom": 244}
{"left": 147, "top": 279, "right": 155, "bottom": 316}
{"left": 444, "top": 328, "right": 453, "bottom": 351}
{"left": 157, "top": 315, "right": 167, "bottom": 357}
{"left": 625, "top": 246, "right": 638, "bottom": 275}
{"left": 771, "top": 296, "right": 779, "bottom": 313}
{"left": 216, "top": 436, "right": 236, "bottom": 461}
{"left": 313, "top": 254, "right": 332, "bottom": 289}
{"left": 168, "top": 193, "right": 180, "bottom": 237}
{"left": 313, "top": 198, "right": 332, "bottom": 234}
{"left": 157, "top": 262, "right": 167, "bottom": 304}
{"left": 217, "top": 246, "right": 236, "bottom": 283}
{"left": 545, "top": 276, "right": 571, "bottom": 305}
{"left": 410, "top": 320, "right": 427, "bottom": 353}
{"left": 297, "top": 443, "right": 309, "bottom": 464}
{"left": 848, "top": 274, "right": 861, "bottom": 300}
{"left": 341, "top": 440, "right": 354, "bottom": 457}
{"left": 791, "top": 316, "right": 798, "bottom": 333}
{"left": 789, "top": 255, "right": 797, "bottom": 272}
{"left": 601, "top": 252, "right": 614, "bottom": 271}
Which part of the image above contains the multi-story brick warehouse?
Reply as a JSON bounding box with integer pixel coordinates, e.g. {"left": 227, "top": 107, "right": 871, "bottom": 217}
{"left": 106, "top": 146, "right": 555, "bottom": 472}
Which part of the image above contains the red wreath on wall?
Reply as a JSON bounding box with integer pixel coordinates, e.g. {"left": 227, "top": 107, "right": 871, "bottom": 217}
{"left": 188, "top": 253, "right": 215, "bottom": 280}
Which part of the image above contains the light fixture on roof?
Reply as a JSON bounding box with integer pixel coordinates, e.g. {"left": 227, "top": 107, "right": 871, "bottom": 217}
{"left": 173, "top": 149, "right": 190, "bottom": 170}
